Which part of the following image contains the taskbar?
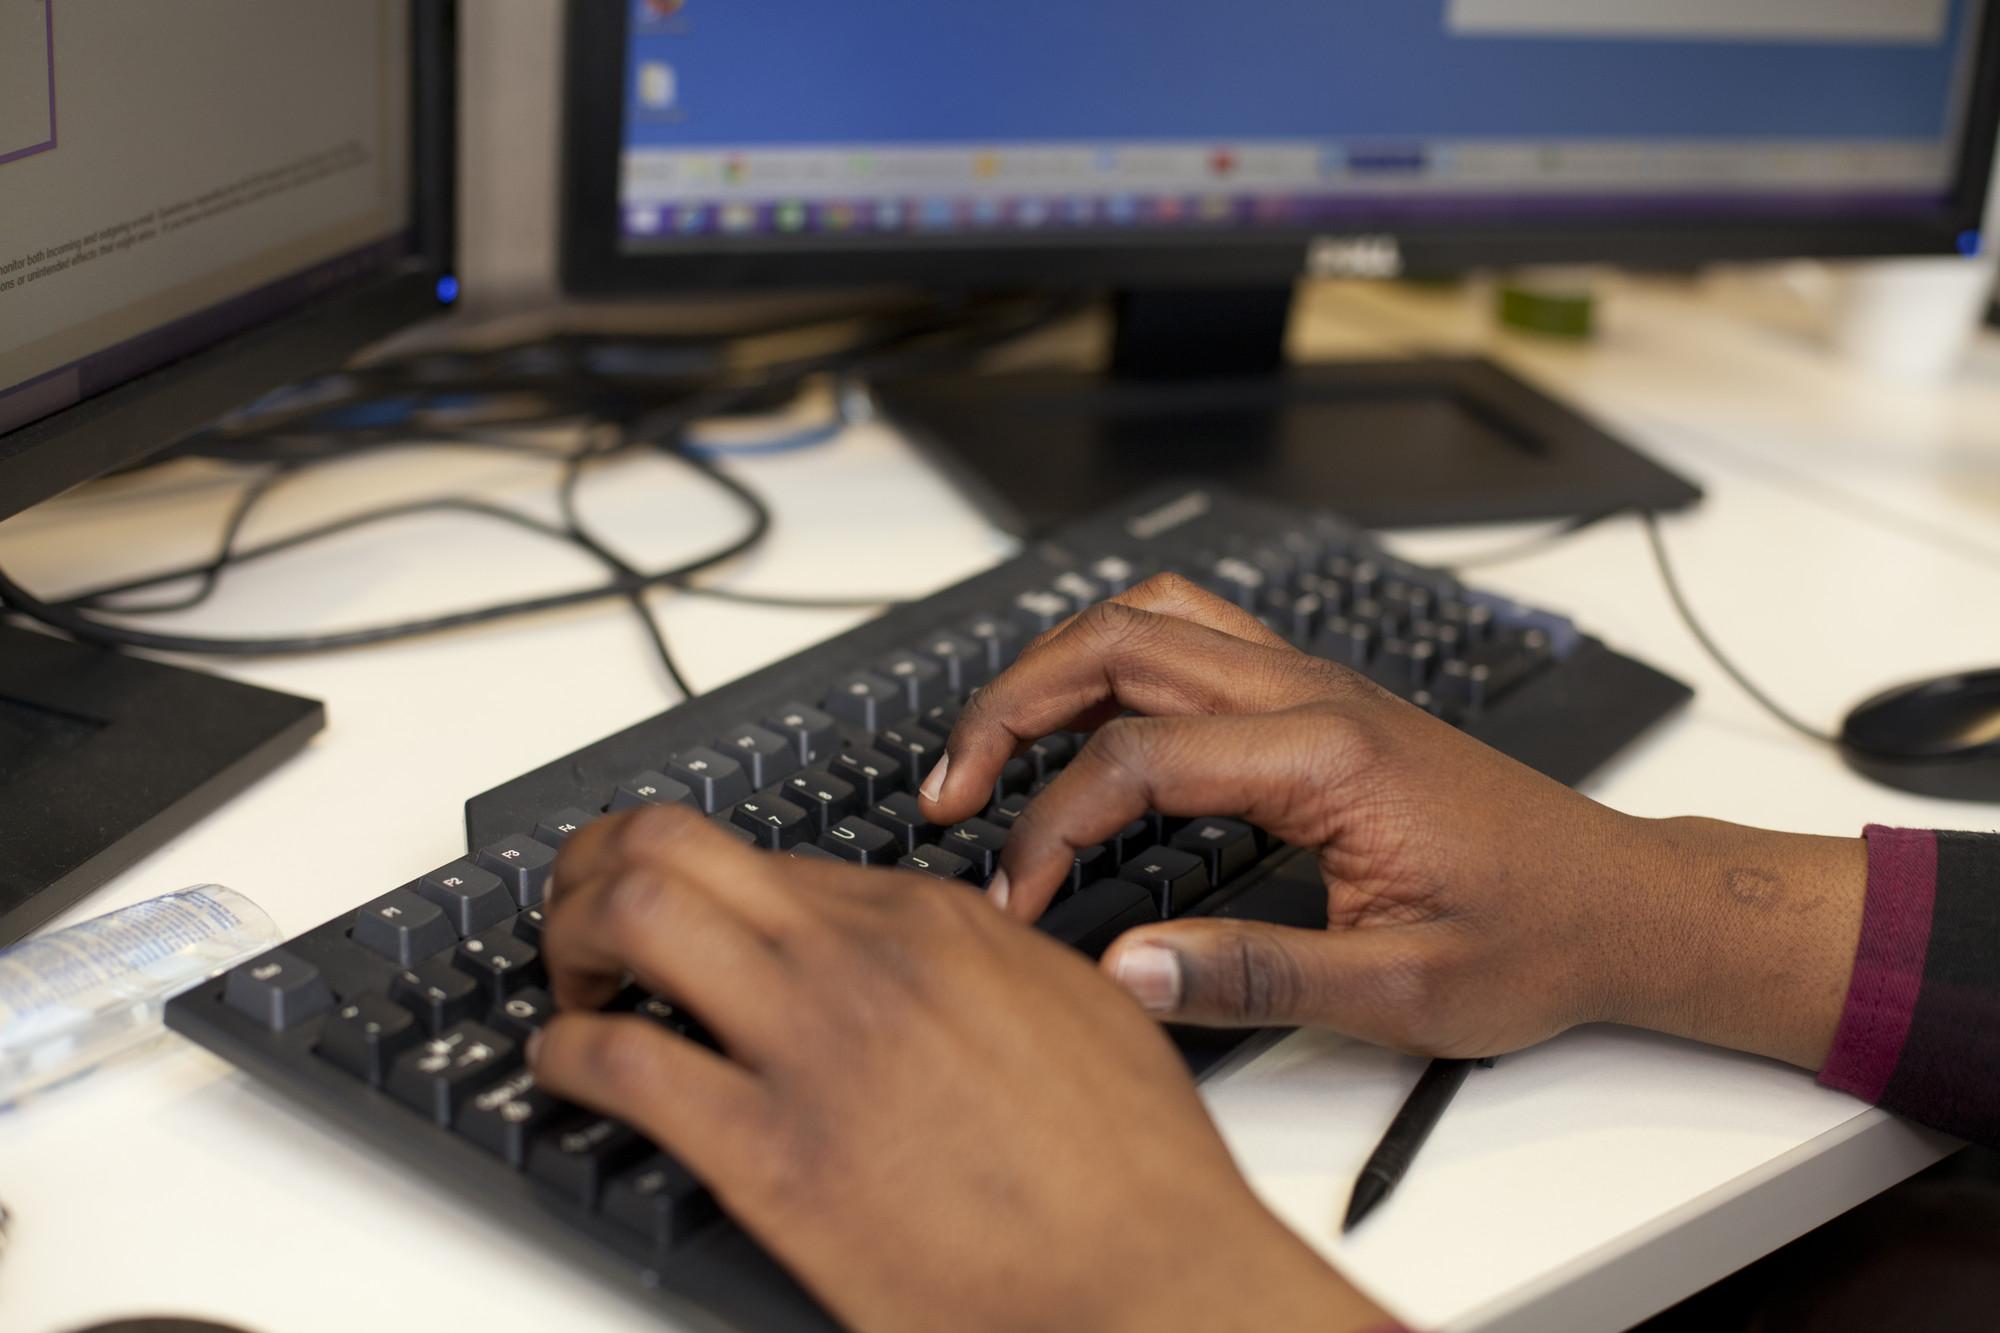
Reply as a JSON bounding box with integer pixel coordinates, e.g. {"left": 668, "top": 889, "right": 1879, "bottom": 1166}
{"left": 616, "top": 189, "right": 1946, "bottom": 247}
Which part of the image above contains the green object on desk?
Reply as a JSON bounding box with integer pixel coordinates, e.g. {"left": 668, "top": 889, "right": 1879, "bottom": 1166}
{"left": 1499, "top": 283, "right": 1596, "bottom": 338}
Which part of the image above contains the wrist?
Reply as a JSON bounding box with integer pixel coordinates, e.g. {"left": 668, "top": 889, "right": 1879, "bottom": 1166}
{"left": 1588, "top": 816, "right": 1867, "bottom": 1068}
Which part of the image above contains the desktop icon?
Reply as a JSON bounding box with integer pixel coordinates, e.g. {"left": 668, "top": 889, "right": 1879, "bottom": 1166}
{"left": 774, "top": 199, "right": 807, "bottom": 232}
{"left": 1199, "top": 193, "right": 1233, "bottom": 222}
{"left": 625, "top": 205, "right": 664, "bottom": 235}
{"left": 675, "top": 203, "right": 710, "bottom": 234}
{"left": 920, "top": 197, "right": 956, "bottom": 229}
{"left": 1015, "top": 197, "right": 1049, "bottom": 228}
{"left": 1210, "top": 148, "right": 1235, "bottom": 176}
{"left": 971, "top": 197, "right": 1002, "bottom": 226}
{"left": 1107, "top": 194, "right": 1137, "bottom": 224}
{"left": 874, "top": 199, "right": 906, "bottom": 229}
{"left": 1065, "top": 196, "right": 1095, "bottom": 225}
{"left": 1153, "top": 195, "right": 1186, "bottom": 224}
{"left": 637, "top": 61, "right": 676, "bottom": 110}
{"left": 724, "top": 155, "right": 746, "bottom": 185}
{"left": 822, "top": 201, "right": 857, "bottom": 231}
{"left": 720, "top": 201, "right": 757, "bottom": 232}
{"left": 975, "top": 151, "right": 1000, "bottom": 179}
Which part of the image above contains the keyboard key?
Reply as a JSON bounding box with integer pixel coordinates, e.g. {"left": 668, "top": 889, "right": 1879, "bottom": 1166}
{"left": 918, "top": 633, "right": 991, "bottom": 692}
{"left": 1087, "top": 553, "right": 1148, "bottom": 594}
{"left": 728, "top": 794, "right": 812, "bottom": 849}
{"left": 715, "top": 723, "right": 801, "bottom": 789}
{"left": 387, "top": 1021, "right": 519, "bottom": 1125}
{"left": 873, "top": 720, "right": 944, "bottom": 785}
{"left": 1376, "top": 637, "right": 1436, "bottom": 690}
{"left": 352, "top": 887, "right": 458, "bottom": 965}
{"left": 418, "top": 861, "right": 515, "bottom": 937}
{"left": 942, "top": 817, "right": 1008, "bottom": 880}
{"left": 1119, "top": 846, "right": 1211, "bottom": 918}
{"left": 1108, "top": 817, "right": 1156, "bottom": 866}
{"left": 985, "top": 792, "right": 1031, "bottom": 828}
{"left": 476, "top": 833, "right": 557, "bottom": 908}
{"left": 604, "top": 1154, "right": 720, "bottom": 1253}
{"left": 898, "top": 843, "right": 977, "bottom": 883}
{"left": 1036, "top": 879, "right": 1153, "bottom": 959}
{"left": 1064, "top": 844, "right": 1110, "bottom": 900}
{"left": 822, "top": 671, "right": 903, "bottom": 733}
{"left": 1050, "top": 570, "right": 1104, "bottom": 609}
{"left": 788, "top": 842, "right": 841, "bottom": 862}
{"left": 762, "top": 702, "right": 842, "bottom": 766}
{"left": 818, "top": 815, "right": 899, "bottom": 865}
{"left": 455, "top": 926, "right": 545, "bottom": 1001}
{"left": 1314, "top": 615, "right": 1374, "bottom": 668}
{"left": 780, "top": 768, "right": 859, "bottom": 833}
{"left": 532, "top": 807, "right": 596, "bottom": 848}
{"left": 711, "top": 814, "right": 759, "bottom": 845}
{"left": 1169, "top": 817, "right": 1259, "bottom": 886}
{"left": 393, "top": 957, "right": 484, "bottom": 1033}
{"left": 456, "top": 1068, "right": 564, "bottom": 1166}
{"left": 529, "top": 1116, "right": 652, "bottom": 1206}
{"left": 874, "top": 650, "right": 947, "bottom": 714}
{"left": 316, "top": 994, "right": 420, "bottom": 1085}
{"left": 1204, "top": 555, "right": 1265, "bottom": 609}
{"left": 827, "top": 744, "right": 904, "bottom": 804}
{"left": 962, "top": 614, "right": 1025, "bottom": 673}
{"left": 489, "top": 985, "right": 555, "bottom": 1042}
{"left": 1024, "top": 733, "right": 1074, "bottom": 780}
{"left": 1009, "top": 588, "right": 1072, "bottom": 635}
{"left": 920, "top": 694, "right": 969, "bottom": 736}
{"left": 511, "top": 906, "right": 546, "bottom": 946}
{"left": 666, "top": 747, "right": 753, "bottom": 813}
{"left": 992, "top": 755, "right": 1033, "bottom": 803}
{"left": 863, "top": 791, "right": 940, "bottom": 855}
{"left": 223, "top": 950, "right": 335, "bottom": 1033}
{"left": 609, "top": 770, "right": 698, "bottom": 813}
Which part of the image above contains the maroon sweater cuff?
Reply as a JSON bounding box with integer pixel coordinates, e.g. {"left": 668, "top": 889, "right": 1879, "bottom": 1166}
{"left": 1819, "top": 825, "right": 2000, "bottom": 1145}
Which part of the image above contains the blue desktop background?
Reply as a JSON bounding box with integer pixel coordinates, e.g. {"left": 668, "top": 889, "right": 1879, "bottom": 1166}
{"left": 622, "top": 0, "right": 1978, "bottom": 149}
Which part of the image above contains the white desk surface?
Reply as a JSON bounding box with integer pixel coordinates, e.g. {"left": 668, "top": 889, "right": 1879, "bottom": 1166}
{"left": 1, "top": 277, "right": 1996, "bottom": 1333}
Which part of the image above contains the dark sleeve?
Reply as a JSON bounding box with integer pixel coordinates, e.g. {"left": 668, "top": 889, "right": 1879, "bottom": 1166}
{"left": 1818, "top": 825, "right": 2000, "bottom": 1145}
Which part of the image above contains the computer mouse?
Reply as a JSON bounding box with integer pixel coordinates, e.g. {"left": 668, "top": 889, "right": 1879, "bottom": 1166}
{"left": 1839, "top": 667, "right": 2000, "bottom": 802}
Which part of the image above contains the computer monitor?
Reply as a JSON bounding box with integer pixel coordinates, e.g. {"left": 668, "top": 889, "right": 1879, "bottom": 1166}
{"left": 560, "top": 0, "right": 2000, "bottom": 529}
{"left": 0, "top": 0, "right": 456, "bottom": 943}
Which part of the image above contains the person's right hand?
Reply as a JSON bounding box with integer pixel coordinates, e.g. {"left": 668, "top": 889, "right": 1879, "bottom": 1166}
{"left": 918, "top": 574, "right": 1868, "bottom": 1070}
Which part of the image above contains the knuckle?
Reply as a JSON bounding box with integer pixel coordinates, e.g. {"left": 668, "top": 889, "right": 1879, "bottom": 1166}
{"left": 1211, "top": 934, "right": 1314, "bottom": 1021}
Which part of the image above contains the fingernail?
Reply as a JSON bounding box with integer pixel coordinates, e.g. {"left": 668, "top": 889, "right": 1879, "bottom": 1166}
{"left": 1114, "top": 943, "right": 1182, "bottom": 1016}
{"left": 525, "top": 1028, "right": 544, "bottom": 1067}
{"left": 986, "top": 868, "right": 1010, "bottom": 911}
{"left": 919, "top": 753, "right": 950, "bottom": 803}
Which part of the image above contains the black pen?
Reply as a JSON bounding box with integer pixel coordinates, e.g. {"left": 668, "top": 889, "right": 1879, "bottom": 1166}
{"left": 1342, "top": 1057, "right": 1479, "bottom": 1231}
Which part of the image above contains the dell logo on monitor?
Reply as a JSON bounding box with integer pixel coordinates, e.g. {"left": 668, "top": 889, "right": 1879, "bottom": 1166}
{"left": 1306, "top": 234, "right": 1404, "bottom": 279}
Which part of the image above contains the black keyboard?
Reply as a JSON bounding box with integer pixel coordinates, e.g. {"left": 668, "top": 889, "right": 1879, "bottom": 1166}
{"left": 166, "top": 484, "right": 1690, "bottom": 1333}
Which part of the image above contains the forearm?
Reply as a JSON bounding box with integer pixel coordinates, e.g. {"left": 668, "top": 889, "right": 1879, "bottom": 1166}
{"left": 1591, "top": 816, "right": 1868, "bottom": 1069}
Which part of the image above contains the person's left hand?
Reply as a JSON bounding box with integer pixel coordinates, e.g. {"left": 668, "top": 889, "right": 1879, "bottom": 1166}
{"left": 530, "top": 803, "right": 1383, "bottom": 1333}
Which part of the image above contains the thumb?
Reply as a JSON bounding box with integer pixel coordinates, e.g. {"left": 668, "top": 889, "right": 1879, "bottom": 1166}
{"left": 1102, "top": 918, "right": 1412, "bottom": 1031}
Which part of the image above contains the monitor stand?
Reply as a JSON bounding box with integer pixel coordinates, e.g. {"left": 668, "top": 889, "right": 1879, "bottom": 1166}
{"left": 0, "top": 624, "right": 323, "bottom": 945}
{"left": 876, "top": 287, "right": 1703, "bottom": 536}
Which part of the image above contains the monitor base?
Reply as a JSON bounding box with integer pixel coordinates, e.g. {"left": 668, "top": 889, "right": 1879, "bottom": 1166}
{"left": 877, "top": 357, "right": 1702, "bottom": 535}
{"left": 0, "top": 625, "right": 323, "bottom": 945}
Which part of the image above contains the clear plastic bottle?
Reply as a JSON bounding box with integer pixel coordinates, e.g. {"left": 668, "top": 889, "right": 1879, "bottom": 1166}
{"left": 0, "top": 885, "right": 280, "bottom": 1105}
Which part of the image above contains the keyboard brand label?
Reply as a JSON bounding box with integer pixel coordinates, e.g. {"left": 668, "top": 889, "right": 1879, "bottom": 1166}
{"left": 1125, "top": 490, "right": 1211, "bottom": 540}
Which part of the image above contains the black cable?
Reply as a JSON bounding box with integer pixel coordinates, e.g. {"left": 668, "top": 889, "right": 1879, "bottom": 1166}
{"left": 1640, "top": 511, "right": 1835, "bottom": 745}
{"left": 71, "top": 462, "right": 297, "bottom": 614}
{"left": 4, "top": 294, "right": 1074, "bottom": 659}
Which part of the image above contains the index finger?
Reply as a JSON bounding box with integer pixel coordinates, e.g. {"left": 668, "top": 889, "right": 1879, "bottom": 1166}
{"left": 921, "top": 580, "right": 1342, "bottom": 825}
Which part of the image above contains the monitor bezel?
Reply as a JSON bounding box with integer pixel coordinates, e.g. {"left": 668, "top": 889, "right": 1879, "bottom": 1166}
{"left": 561, "top": 0, "right": 2000, "bottom": 295}
{"left": 0, "top": 0, "right": 459, "bottom": 524}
